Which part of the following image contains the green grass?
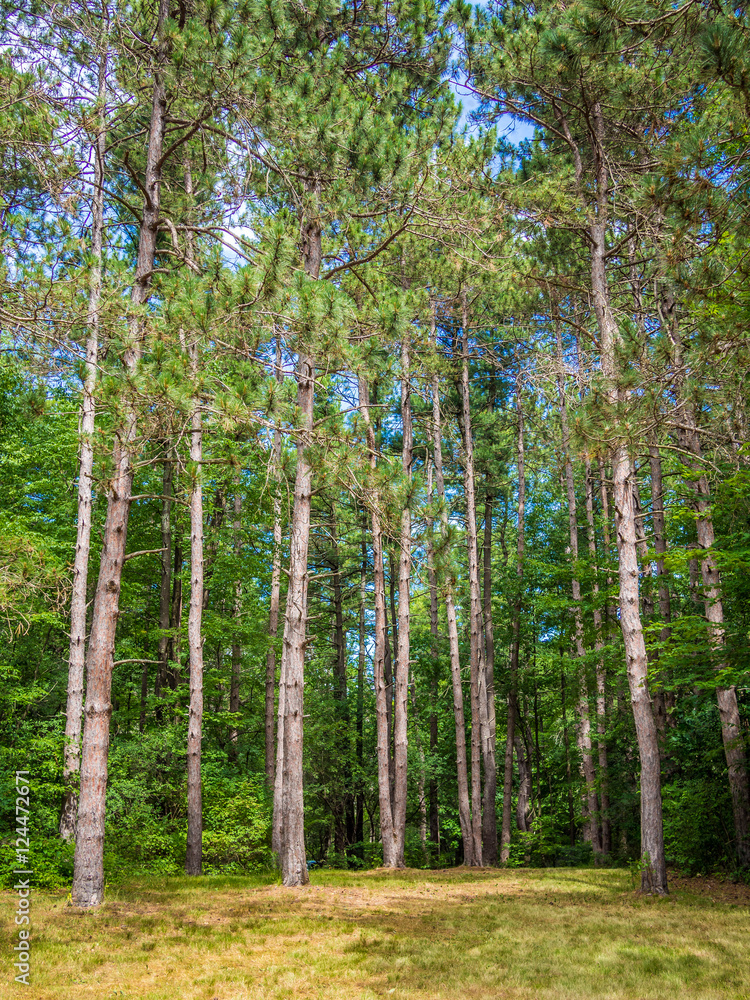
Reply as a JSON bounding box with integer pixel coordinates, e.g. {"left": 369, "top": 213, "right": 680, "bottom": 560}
{"left": 3, "top": 868, "right": 750, "bottom": 999}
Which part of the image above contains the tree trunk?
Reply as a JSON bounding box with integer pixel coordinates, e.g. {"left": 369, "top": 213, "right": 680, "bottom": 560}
{"left": 329, "top": 511, "right": 352, "bottom": 852}
{"left": 584, "top": 457, "right": 611, "bottom": 854}
{"left": 277, "top": 349, "right": 313, "bottom": 886}
{"left": 661, "top": 290, "right": 750, "bottom": 866}
{"left": 389, "top": 331, "right": 413, "bottom": 869}
{"left": 482, "top": 488, "right": 497, "bottom": 862}
{"left": 561, "top": 664, "right": 576, "bottom": 847}
{"left": 185, "top": 355, "right": 204, "bottom": 876}
{"left": 60, "top": 48, "right": 107, "bottom": 842}
{"left": 154, "top": 453, "right": 173, "bottom": 715}
{"left": 501, "top": 386, "right": 525, "bottom": 864}
{"left": 266, "top": 336, "right": 284, "bottom": 784}
{"left": 387, "top": 549, "right": 398, "bottom": 805}
{"left": 431, "top": 319, "right": 474, "bottom": 865}
{"left": 634, "top": 480, "right": 666, "bottom": 737}
{"left": 277, "top": 196, "right": 320, "bottom": 887}
{"left": 589, "top": 101, "right": 667, "bottom": 893}
{"left": 426, "top": 460, "right": 440, "bottom": 852}
{"left": 356, "top": 522, "right": 366, "bottom": 845}
{"left": 168, "top": 527, "right": 183, "bottom": 692}
{"left": 71, "top": 3, "right": 169, "bottom": 907}
{"left": 229, "top": 477, "right": 242, "bottom": 762}
{"left": 613, "top": 448, "right": 667, "bottom": 891}
{"left": 555, "top": 311, "right": 601, "bottom": 854}
{"left": 358, "top": 374, "right": 399, "bottom": 867}
{"left": 459, "top": 289, "right": 496, "bottom": 866}
{"left": 514, "top": 728, "right": 531, "bottom": 833}
{"left": 649, "top": 444, "right": 676, "bottom": 727}
{"left": 410, "top": 668, "right": 428, "bottom": 857}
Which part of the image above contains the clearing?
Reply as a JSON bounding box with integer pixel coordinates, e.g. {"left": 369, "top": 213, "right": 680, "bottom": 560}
{"left": 3, "top": 868, "right": 750, "bottom": 999}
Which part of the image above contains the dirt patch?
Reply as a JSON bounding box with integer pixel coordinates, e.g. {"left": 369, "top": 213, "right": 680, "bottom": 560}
{"left": 668, "top": 872, "right": 750, "bottom": 905}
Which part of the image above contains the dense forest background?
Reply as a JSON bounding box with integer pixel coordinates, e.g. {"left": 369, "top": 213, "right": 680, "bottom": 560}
{"left": 1, "top": 0, "right": 749, "bottom": 898}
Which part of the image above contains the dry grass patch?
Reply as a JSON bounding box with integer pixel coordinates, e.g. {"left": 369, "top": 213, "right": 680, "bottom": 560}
{"left": 3, "top": 868, "right": 750, "bottom": 1000}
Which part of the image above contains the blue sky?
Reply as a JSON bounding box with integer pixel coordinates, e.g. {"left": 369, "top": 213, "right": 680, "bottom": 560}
{"left": 452, "top": 79, "right": 536, "bottom": 144}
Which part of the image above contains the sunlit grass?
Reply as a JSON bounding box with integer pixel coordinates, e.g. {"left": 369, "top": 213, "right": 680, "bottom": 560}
{"left": 3, "top": 867, "right": 750, "bottom": 999}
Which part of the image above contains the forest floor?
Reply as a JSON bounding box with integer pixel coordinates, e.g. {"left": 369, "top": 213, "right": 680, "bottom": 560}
{"left": 4, "top": 867, "right": 750, "bottom": 1000}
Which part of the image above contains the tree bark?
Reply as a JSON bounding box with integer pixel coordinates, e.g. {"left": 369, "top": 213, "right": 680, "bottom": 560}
{"left": 185, "top": 355, "right": 204, "bottom": 876}
{"left": 561, "top": 664, "right": 576, "bottom": 846}
{"left": 430, "top": 316, "right": 474, "bottom": 865}
{"left": 329, "top": 511, "right": 352, "bottom": 852}
{"left": 277, "top": 349, "right": 313, "bottom": 886}
{"left": 514, "top": 727, "right": 532, "bottom": 833}
{"left": 168, "top": 526, "right": 183, "bottom": 692}
{"left": 584, "top": 457, "right": 611, "bottom": 853}
{"left": 501, "top": 386, "right": 525, "bottom": 864}
{"left": 410, "top": 667, "right": 428, "bottom": 857}
{"left": 588, "top": 101, "right": 667, "bottom": 892}
{"left": 388, "top": 331, "right": 413, "bottom": 868}
{"left": 229, "top": 476, "right": 242, "bottom": 762}
{"left": 661, "top": 290, "right": 750, "bottom": 866}
{"left": 277, "top": 195, "right": 320, "bottom": 887}
{"left": 358, "top": 374, "right": 399, "bottom": 866}
{"left": 266, "top": 336, "right": 284, "bottom": 785}
{"left": 459, "top": 290, "right": 494, "bottom": 866}
{"left": 426, "top": 460, "right": 440, "bottom": 851}
{"left": 154, "top": 452, "right": 173, "bottom": 715}
{"left": 482, "top": 488, "right": 497, "bottom": 861}
{"left": 634, "top": 480, "right": 667, "bottom": 737}
{"left": 648, "top": 444, "right": 676, "bottom": 727}
{"left": 60, "top": 47, "right": 107, "bottom": 842}
{"left": 356, "top": 521, "right": 366, "bottom": 845}
{"left": 555, "top": 311, "right": 601, "bottom": 854}
{"left": 71, "top": 2, "right": 169, "bottom": 907}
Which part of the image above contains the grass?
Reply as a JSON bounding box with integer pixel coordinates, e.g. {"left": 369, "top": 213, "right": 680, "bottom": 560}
{"left": 3, "top": 867, "right": 750, "bottom": 999}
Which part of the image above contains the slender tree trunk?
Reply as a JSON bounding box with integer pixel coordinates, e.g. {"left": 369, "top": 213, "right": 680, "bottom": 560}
{"left": 185, "top": 352, "right": 204, "bottom": 876}
{"left": 514, "top": 728, "right": 531, "bottom": 832}
{"left": 649, "top": 443, "right": 676, "bottom": 727}
{"left": 387, "top": 549, "right": 398, "bottom": 806}
{"left": 459, "top": 290, "right": 496, "bottom": 865}
{"left": 388, "top": 331, "right": 413, "bottom": 868}
{"left": 634, "top": 481, "right": 666, "bottom": 737}
{"left": 584, "top": 457, "right": 611, "bottom": 853}
{"left": 229, "top": 477, "right": 242, "bottom": 762}
{"left": 501, "top": 386, "right": 525, "bottom": 864}
{"left": 271, "top": 653, "right": 285, "bottom": 857}
{"left": 154, "top": 452, "right": 173, "bottom": 714}
{"left": 60, "top": 48, "right": 107, "bottom": 842}
{"left": 277, "top": 196, "right": 320, "bottom": 887}
{"left": 426, "top": 460, "right": 440, "bottom": 851}
{"left": 329, "top": 512, "right": 351, "bottom": 852}
{"left": 561, "top": 664, "right": 576, "bottom": 846}
{"left": 358, "top": 375, "right": 399, "bottom": 866}
{"left": 168, "top": 528, "right": 183, "bottom": 692}
{"left": 482, "top": 488, "right": 497, "bottom": 862}
{"left": 71, "top": 4, "right": 169, "bottom": 907}
{"left": 277, "top": 351, "right": 313, "bottom": 886}
{"left": 182, "top": 155, "right": 204, "bottom": 876}
{"left": 661, "top": 291, "right": 750, "bottom": 866}
{"left": 431, "top": 321, "right": 474, "bottom": 865}
{"left": 139, "top": 659, "right": 149, "bottom": 734}
{"left": 266, "top": 336, "right": 284, "bottom": 785}
{"left": 410, "top": 668, "right": 428, "bottom": 856}
{"left": 649, "top": 444, "right": 672, "bottom": 634}
{"left": 598, "top": 458, "right": 615, "bottom": 643}
{"left": 555, "top": 311, "right": 601, "bottom": 854}
{"left": 356, "top": 522, "right": 366, "bottom": 845}
{"left": 612, "top": 448, "right": 667, "bottom": 891}
{"left": 588, "top": 101, "right": 667, "bottom": 892}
